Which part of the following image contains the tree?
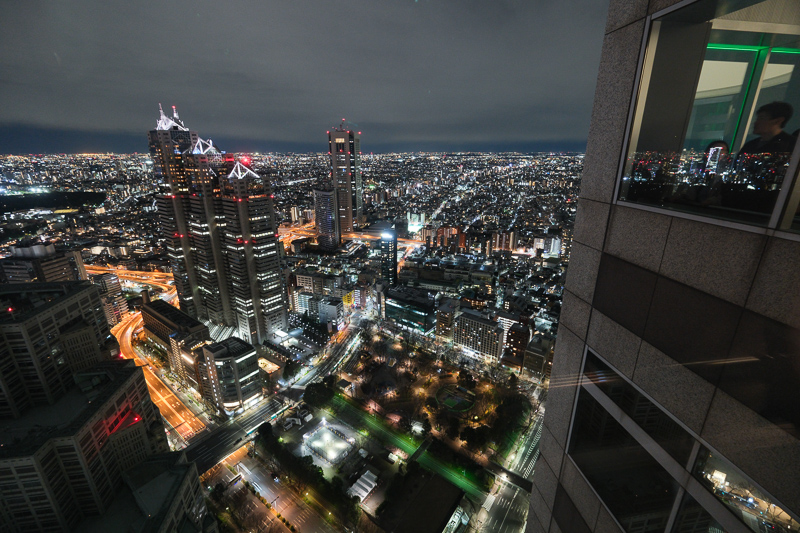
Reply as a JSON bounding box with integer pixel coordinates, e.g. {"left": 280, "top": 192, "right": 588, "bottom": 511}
{"left": 445, "top": 417, "right": 461, "bottom": 440}
{"left": 374, "top": 339, "right": 389, "bottom": 362}
{"left": 283, "top": 360, "right": 301, "bottom": 381}
{"left": 258, "top": 422, "right": 273, "bottom": 443}
{"left": 460, "top": 425, "right": 491, "bottom": 451}
{"left": 508, "top": 373, "right": 519, "bottom": 390}
{"left": 425, "top": 396, "right": 438, "bottom": 411}
{"left": 303, "top": 382, "right": 334, "bottom": 407}
{"left": 211, "top": 481, "right": 226, "bottom": 501}
{"left": 322, "top": 374, "right": 336, "bottom": 388}
{"left": 458, "top": 370, "right": 476, "bottom": 390}
{"left": 422, "top": 418, "right": 432, "bottom": 436}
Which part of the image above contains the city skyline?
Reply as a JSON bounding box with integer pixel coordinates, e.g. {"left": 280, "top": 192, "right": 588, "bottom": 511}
{"left": 0, "top": 1, "right": 608, "bottom": 155}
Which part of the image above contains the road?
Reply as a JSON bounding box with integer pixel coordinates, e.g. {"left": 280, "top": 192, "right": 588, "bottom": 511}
{"left": 185, "top": 396, "right": 289, "bottom": 474}
{"left": 86, "top": 265, "right": 176, "bottom": 294}
{"left": 277, "top": 222, "right": 425, "bottom": 246}
{"left": 112, "top": 311, "right": 207, "bottom": 444}
{"left": 236, "top": 454, "right": 338, "bottom": 533}
{"left": 479, "top": 481, "right": 529, "bottom": 533}
{"left": 507, "top": 411, "right": 544, "bottom": 480}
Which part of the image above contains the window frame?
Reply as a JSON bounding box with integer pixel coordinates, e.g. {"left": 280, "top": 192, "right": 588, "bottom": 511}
{"left": 612, "top": 0, "right": 800, "bottom": 239}
{"left": 563, "top": 345, "right": 798, "bottom": 533}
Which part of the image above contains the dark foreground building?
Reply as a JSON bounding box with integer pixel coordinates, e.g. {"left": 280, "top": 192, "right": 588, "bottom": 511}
{"left": 529, "top": 0, "right": 800, "bottom": 532}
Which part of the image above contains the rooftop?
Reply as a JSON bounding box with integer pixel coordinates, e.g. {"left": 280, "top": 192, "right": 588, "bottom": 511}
{"left": 80, "top": 452, "right": 200, "bottom": 533}
{"left": 0, "top": 281, "right": 95, "bottom": 324}
{"left": 0, "top": 359, "right": 139, "bottom": 458}
{"left": 211, "top": 336, "right": 255, "bottom": 359}
{"left": 142, "top": 299, "right": 204, "bottom": 331}
{"left": 457, "top": 308, "right": 499, "bottom": 328}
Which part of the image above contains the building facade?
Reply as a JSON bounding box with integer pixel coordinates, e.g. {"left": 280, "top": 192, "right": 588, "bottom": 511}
{"left": 529, "top": 1, "right": 800, "bottom": 532}
{"left": 0, "top": 282, "right": 118, "bottom": 419}
{"left": 92, "top": 273, "right": 129, "bottom": 327}
{"left": 380, "top": 229, "right": 398, "bottom": 286}
{"left": 328, "top": 124, "right": 363, "bottom": 232}
{"left": 314, "top": 187, "right": 341, "bottom": 249}
{"left": 201, "top": 337, "right": 260, "bottom": 414}
{"left": 80, "top": 451, "right": 216, "bottom": 533}
{"left": 453, "top": 309, "right": 504, "bottom": 363}
{"left": 149, "top": 106, "right": 287, "bottom": 346}
{"left": 0, "top": 243, "right": 85, "bottom": 284}
{"left": 0, "top": 360, "right": 169, "bottom": 532}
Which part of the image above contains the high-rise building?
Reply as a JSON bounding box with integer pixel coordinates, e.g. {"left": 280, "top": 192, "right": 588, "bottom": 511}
{"left": 529, "top": 1, "right": 800, "bottom": 532}
{"left": 80, "top": 451, "right": 216, "bottom": 533}
{"left": 91, "top": 273, "right": 129, "bottom": 326}
{"left": 328, "top": 122, "right": 363, "bottom": 232}
{"left": 0, "top": 282, "right": 119, "bottom": 419}
{"left": 201, "top": 337, "right": 260, "bottom": 413}
{"left": 380, "top": 229, "right": 398, "bottom": 286}
{"left": 0, "top": 359, "right": 169, "bottom": 532}
{"left": 492, "top": 231, "right": 517, "bottom": 252}
{"left": 141, "top": 299, "right": 211, "bottom": 386}
{"left": 453, "top": 309, "right": 504, "bottom": 364}
{"left": 0, "top": 242, "right": 85, "bottom": 284}
{"left": 314, "top": 187, "right": 341, "bottom": 249}
{"left": 149, "top": 105, "right": 287, "bottom": 345}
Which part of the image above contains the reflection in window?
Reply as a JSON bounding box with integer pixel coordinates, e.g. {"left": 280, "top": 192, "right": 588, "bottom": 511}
{"left": 672, "top": 493, "right": 728, "bottom": 533}
{"left": 583, "top": 351, "right": 695, "bottom": 466}
{"left": 693, "top": 446, "right": 800, "bottom": 533}
{"left": 618, "top": 0, "right": 800, "bottom": 225}
{"left": 569, "top": 389, "right": 680, "bottom": 533}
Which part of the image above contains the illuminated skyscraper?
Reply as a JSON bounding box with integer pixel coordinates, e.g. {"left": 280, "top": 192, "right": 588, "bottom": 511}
{"left": 149, "top": 105, "right": 287, "bottom": 345}
{"left": 314, "top": 187, "right": 341, "bottom": 249}
{"left": 380, "top": 229, "right": 398, "bottom": 286}
{"left": 328, "top": 122, "right": 363, "bottom": 232}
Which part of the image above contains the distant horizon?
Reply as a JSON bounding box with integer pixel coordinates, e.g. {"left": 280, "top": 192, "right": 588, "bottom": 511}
{"left": 0, "top": 124, "right": 588, "bottom": 156}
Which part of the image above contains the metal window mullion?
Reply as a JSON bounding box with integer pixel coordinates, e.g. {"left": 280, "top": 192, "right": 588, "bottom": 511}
{"left": 580, "top": 378, "right": 690, "bottom": 483}
{"left": 663, "top": 487, "right": 686, "bottom": 533}
{"left": 581, "top": 379, "right": 751, "bottom": 533}
{"left": 772, "top": 145, "right": 800, "bottom": 229}
{"left": 734, "top": 48, "right": 772, "bottom": 154}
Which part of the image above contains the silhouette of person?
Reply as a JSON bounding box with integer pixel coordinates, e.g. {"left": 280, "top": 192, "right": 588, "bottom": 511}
{"left": 740, "top": 101, "right": 796, "bottom": 155}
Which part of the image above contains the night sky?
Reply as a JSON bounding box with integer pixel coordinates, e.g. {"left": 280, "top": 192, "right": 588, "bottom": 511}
{"left": 0, "top": 1, "right": 609, "bottom": 154}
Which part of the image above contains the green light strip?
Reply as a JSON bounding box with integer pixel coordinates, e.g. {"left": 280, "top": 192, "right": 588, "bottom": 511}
{"left": 707, "top": 43, "right": 763, "bottom": 52}
{"left": 706, "top": 44, "right": 800, "bottom": 54}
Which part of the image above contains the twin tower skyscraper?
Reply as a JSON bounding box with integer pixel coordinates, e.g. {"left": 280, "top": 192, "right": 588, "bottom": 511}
{"left": 148, "top": 105, "right": 287, "bottom": 344}
{"left": 149, "top": 108, "right": 363, "bottom": 343}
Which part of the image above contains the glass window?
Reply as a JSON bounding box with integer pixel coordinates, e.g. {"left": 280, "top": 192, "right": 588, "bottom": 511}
{"left": 619, "top": 0, "right": 800, "bottom": 225}
{"left": 693, "top": 446, "right": 800, "bottom": 533}
{"left": 671, "top": 493, "right": 729, "bottom": 533}
{"left": 584, "top": 351, "right": 695, "bottom": 466}
{"left": 569, "top": 389, "right": 681, "bottom": 533}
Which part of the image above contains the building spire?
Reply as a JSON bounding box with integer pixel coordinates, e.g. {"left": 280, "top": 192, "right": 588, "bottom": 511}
{"left": 156, "top": 103, "right": 188, "bottom": 131}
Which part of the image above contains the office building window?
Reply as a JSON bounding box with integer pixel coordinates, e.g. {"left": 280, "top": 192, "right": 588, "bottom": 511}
{"left": 584, "top": 351, "right": 695, "bottom": 466}
{"left": 670, "top": 493, "right": 727, "bottom": 533}
{"left": 618, "top": 0, "right": 800, "bottom": 227}
{"left": 693, "top": 446, "right": 799, "bottom": 533}
{"left": 569, "top": 389, "right": 680, "bottom": 532}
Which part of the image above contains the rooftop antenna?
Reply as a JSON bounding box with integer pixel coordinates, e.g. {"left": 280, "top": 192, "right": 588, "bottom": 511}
{"left": 172, "top": 105, "right": 180, "bottom": 120}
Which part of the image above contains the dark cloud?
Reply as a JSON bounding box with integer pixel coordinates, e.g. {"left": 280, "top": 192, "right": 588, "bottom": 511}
{"left": 0, "top": 0, "right": 608, "bottom": 153}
